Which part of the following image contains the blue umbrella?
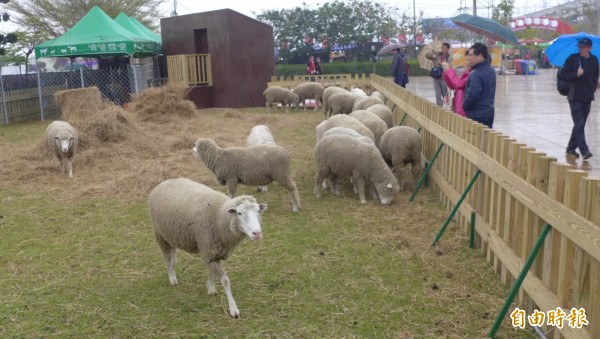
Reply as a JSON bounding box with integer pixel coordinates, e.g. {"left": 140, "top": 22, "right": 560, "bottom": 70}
{"left": 545, "top": 32, "right": 600, "bottom": 66}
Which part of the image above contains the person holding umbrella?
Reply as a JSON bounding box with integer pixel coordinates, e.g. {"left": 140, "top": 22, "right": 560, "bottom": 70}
{"left": 462, "top": 43, "right": 496, "bottom": 128}
{"left": 560, "top": 37, "right": 598, "bottom": 160}
{"left": 391, "top": 48, "right": 408, "bottom": 88}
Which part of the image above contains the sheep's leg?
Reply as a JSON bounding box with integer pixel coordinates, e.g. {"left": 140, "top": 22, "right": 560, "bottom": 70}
{"left": 59, "top": 157, "right": 65, "bottom": 174}
{"left": 278, "top": 179, "right": 300, "bottom": 212}
{"left": 265, "top": 101, "right": 271, "bottom": 113}
{"left": 206, "top": 270, "right": 217, "bottom": 295}
{"left": 329, "top": 174, "right": 341, "bottom": 196}
{"left": 209, "top": 261, "right": 239, "bottom": 318}
{"left": 161, "top": 248, "right": 178, "bottom": 286}
{"left": 353, "top": 174, "right": 367, "bottom": 203}
{"left": 256, "top": 185, "right": 268, "bottom": 192}
{"left": 67, "top": 157, "right": 73, "bottom": 178}
{"left": 226, "top": 180, "right": 238, "bottom": 198}
{"left": 314, "top": 169, "right": 329, "bottom": 197}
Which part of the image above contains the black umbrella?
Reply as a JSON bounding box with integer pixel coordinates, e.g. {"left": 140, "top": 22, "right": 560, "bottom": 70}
{"left": 451, "top": 14, "right": 519, "bottom": 45}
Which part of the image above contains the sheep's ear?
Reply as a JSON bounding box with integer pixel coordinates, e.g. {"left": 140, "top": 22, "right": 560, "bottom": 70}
{"left": 55, "top": 136, "right": 59, "bottom": 140}
{"left": 227, "top": 207, "right": 237, "bottom": 214}
{"left": 386, "top": 183, "right": 393, "bottom": 188}
{"left": 258, "top": 203, "right": 267, "bottom": 212}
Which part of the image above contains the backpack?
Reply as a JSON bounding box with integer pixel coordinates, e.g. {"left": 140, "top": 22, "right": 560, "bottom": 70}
{"left": 556, "top": 67, "right": 571, "bottom": 96}
{"left": 430, "top": 66, "right": 443, "bottom": 79}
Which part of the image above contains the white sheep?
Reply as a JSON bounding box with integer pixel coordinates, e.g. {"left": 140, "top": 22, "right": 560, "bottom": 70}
{"left": 378, "top": 126, "right": 423, "bottom": 191}
{"left": 263, "top": 86, "right": 299, "bottom": 113}
{"left": 314, "top": 134, "right": 399, "bottom": 205}
{"left": 322, "top": 86, "right": 348, "bottom": 118}
{"left": 321, "top": 126, "right": 374, "bottom": 145}
{"left": 45, "top": 120, "right": 79, "bottom": 178}
{"left": 246, "top": 125, "right": 276, "bottom": 192}
{"left": 292, "top": 82, "right": 325, "bottom": 112}
{"left": 315, "top": 114, "right": 374, "bottom": 142}
{"left": 350, "top": 87, "right": 368, "bottom": 97}
{"left": 193, "top": 138, "right": 301, "bottom": 212}
{"left": 366, "top": 104, "right": 394, "bottom": 128}
{"left": 370, "top": 90, "right": 386, "bottom": 102}
{"left": 328, "top": 92, "right": 358, "bottom": 117}
{"left": 349, "top": 110, "right": 388, "bottom": 145}
{"left": 352, "top": 96, "right": 384, "bottom": 111}
{"left": 148, "top": 178, "right": 267, "bottom": 318}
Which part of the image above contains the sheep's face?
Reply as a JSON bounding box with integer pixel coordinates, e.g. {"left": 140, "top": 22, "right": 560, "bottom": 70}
{"left": 55, "top": 132, "right": 74, "bottom": 153}
{"left": 228, "top": 201, "right": 267, "bottom": 241}
{"left": 192, "top": 138, "right": 211, "bottom": 159}
{"left": 374, "top": 181, "right": 400, "bottom": 205}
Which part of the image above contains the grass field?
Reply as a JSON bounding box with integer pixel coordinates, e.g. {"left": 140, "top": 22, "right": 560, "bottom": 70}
{"left": 0, "top": 104, "right": 535, "bottom": 337}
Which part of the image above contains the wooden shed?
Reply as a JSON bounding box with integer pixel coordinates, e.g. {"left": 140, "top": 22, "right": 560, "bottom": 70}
{"left": 160, "top": 9, "right": 274, "bottom": 108}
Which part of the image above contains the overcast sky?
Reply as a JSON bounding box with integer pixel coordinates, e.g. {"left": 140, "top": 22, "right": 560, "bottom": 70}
{"left": 173, "top": 0, "right": 554, "bottom": 20}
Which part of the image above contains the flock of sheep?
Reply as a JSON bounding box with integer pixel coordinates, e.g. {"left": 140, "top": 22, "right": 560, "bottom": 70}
{"left": 44, "top": 81, "right": 423, "bottom": 318}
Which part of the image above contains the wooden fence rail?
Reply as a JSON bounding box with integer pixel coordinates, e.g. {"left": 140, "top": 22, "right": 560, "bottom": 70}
{"left": 369, "top": 74, "right": 599, "bottom": 338}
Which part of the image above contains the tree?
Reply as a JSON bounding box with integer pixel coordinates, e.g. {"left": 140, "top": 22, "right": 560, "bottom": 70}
{"left": 0, "top": 0, "right": 18, "bottom": 55}
{"left": 7, "top": 0, "right": 164, "bottom": 38}
{"left": 492, "top": 0, "right": 515, "bottom": 26}
{"left": 3, "top": 29, "right": 48, "bottom": 73}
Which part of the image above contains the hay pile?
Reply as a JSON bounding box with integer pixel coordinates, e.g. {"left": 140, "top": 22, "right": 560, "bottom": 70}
{"left": 53, "top": 87, "right": 104, "bottom": 121}
{"left": 128, "top": 82, "right": 197, "bottom": 122}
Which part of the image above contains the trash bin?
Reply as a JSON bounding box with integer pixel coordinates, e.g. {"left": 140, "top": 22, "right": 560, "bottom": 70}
{"left": 514, "top": 59, "right": 523, "bottom": 74}
{"left": 524, "top": 60, "right": 536, "bottom": 75}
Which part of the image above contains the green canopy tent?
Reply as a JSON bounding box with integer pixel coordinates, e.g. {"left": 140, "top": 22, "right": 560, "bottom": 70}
{"left": 35, "top": 6, "right": 160, "bottom": 60}
{"left": 114, "top": 12, "right": 161, "bottom": 47}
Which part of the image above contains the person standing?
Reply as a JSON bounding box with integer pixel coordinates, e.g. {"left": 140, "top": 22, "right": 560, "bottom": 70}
{"left": 306, "top": 55, "right": 316, "bottom": 75}
{"left": 441, "top": 50, "right": 471, "bottom": 117}
{"left": 426, "top": 42, "right": 452, "bottom": 106}
{"left": 560, "top": 37, "right": 598, "bottom": 160}
{"left": 391, "top": 48, "right": 408, "bottom": 88}
{"left": 315, "top": 57, "right": 323, "bottom": 75}
{"left": 462, "top": 43, "right": 496, "bottom": 128}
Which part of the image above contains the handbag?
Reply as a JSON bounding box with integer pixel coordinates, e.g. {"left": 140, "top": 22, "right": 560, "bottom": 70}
{"left": 556, "top": 67, "right": 572, "bottom": 96}
{"left": 430, "top": 66, "right": 443, "bottom": 79}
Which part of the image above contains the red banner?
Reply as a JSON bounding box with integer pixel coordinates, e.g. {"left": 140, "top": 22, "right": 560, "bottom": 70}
{"left": 509, "top": 17, "right": 574, "bottom": 34}
{"left": 397, "top": 34, "right": 407, "bottom": 43}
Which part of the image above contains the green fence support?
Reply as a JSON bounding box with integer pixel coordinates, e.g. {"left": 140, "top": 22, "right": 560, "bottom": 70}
{"left": 469, "top": 211, "right": 476, "bottom": 249}
{"left": 431, "top": 169, "right": 481, "bottom": 246}
{"left": 409, "top": 143, "right": 445, "bottom": 202}
{"left": 487, "top": 224, "right": 552, "bottom": 338}
{"left": 399, "top": 112, "right": 407, "bottom": 126}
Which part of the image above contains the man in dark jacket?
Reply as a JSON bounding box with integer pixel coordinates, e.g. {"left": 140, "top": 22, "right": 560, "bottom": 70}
{"left": 391, "top": 48, "right": 408, "bottom": 88}
{"left": 462, "top": 43, "right": 496, "bottom": 128}
{"left": 560, "top": 37, "right": 598, "bottom": 160}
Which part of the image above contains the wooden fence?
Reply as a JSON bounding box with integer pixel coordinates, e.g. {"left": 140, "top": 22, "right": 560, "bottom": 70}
{"left": 1, "top": 85, "right": 67, "bottom": 123}
{"left": 167, "top": 54, "right": 212, "bottom": 86}
{"left": 369, "top": 74, "right": 599, "bottom": 338}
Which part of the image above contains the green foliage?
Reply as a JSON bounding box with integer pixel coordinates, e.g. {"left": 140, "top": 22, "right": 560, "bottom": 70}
{"left": 0, "top": 0, "right": 18, "bottom": 56}
{"left": 275, "top": 59, "right": 428, "bottom": 77}
{"left": 492, "top": 0, "right": 515, "bottom": 26}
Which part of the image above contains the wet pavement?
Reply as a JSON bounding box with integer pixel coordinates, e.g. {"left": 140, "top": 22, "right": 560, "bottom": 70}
{"left": 408, "top": 69, "right": 600, "bottom": 178}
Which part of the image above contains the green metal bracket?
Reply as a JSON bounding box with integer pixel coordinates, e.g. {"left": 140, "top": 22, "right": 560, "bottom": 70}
{"left": 487, "top": 224, "right": 552, "bottom": 338}
{"left": 399, "top": 112, "right": 407, "bottom": 126}
{"left": 469, "top": 211, "right": 476, "bottom": 249}
{"left": 409, "top": 143, "right": 445, "bottom": 202}
{"left": 431, "top": 169, "right": 481, "bottom": 246}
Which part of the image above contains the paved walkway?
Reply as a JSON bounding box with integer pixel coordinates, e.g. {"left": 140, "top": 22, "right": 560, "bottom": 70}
{"left": 408, "top": 69, "right": 600, "bottom": 178}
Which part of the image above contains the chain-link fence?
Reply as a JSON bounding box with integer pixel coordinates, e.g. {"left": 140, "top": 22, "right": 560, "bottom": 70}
{"left": 0, "top": 58, "right": 163, "bottom": 124}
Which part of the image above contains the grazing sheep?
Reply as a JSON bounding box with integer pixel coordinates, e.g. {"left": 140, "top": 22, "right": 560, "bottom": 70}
{"left": 246, "top": 125, "right": 275, "bottom": 192}
{"left": 193, "top": 138, "right": 301, "bottom": 212}
{"left": 148, "top": 178, "right": 267, "bottom": 318}
{"left": 328, "top": 92, "right": 358, "bottom": 117}
{"left": 322, "top": 127, "right": 374, "bottom": 145}
{"left": 322, "top": 86, "right": 348, "bottom": 118}
{"left": 350, "top": 87, "right": 368, "bottom": 97}
{"left": 263, "top": 86, "right": 299, "bottom": 113}
{"left": 314, "top": 134, "right": 399, "bottom": 205}
{"left": 352, "top": 96, "right": 384, "bottom": 111}
{"left": 315, "top": 114, "right": 374, "bottom": 142}
{"left": 378, "top": 126, "right": 423, "bottom": 190}
{"left": 366, "top": 104, "right": 394, "bottom": 128}
{"left": 370, "top": 90, "right": 386, "bottom": 102}
{"left": 349, "top": 110, "right": 388, "bottom": 145}
{"left": 45, "top": 120, "right": 79, "bottom": 178}
{"left": 292, "top": 82, "right": 325, "bottom": 112}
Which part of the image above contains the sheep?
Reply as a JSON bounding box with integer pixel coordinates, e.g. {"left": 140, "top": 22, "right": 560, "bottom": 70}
{"left": 378, "top": 126, "right": 423, "bottom": 191}
{"left": 366, "top": 104, "right": 394, "bottom": 128}
{"left": 246, "top": 125, "right": 275, "bottom": 192}
{"left": 314, "top": 134, "right": 399, "bottom": 204}
{"left": 193, "top": 138, "right": 300, "bottom": 212}
{"left": 148, "top": 178, "right": 267, "bottom": 318}
{"left": 315, "top": 114, "right": 374, "bottom": 142}
{"left": 350, "top": 87, "right": 368, "bottom": 97}
{"left": 322, "top": 86, "right": 348, "bottom": 118}
{"left": 263, "top": 86, "right": 299, "bottom": 113}
{"left": 322, "top": 127, "right": 374, "bottom": 145}
{"left": 45, "top": 120, "right": 79, "bottom": 178}
{"left": 349, "top": 110, "right": 388, "bottom": 145}
{"left": 328, "top": 92, "right": 358, "bottom": 117}
{"left": 292, "top": 82, "right": 325, "bottom": 112}
{"left": 370, "top": 90, "right": 386, "bottom": 102}
{"left": 352, "top": 96, "right": 384, "bottom": 111}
